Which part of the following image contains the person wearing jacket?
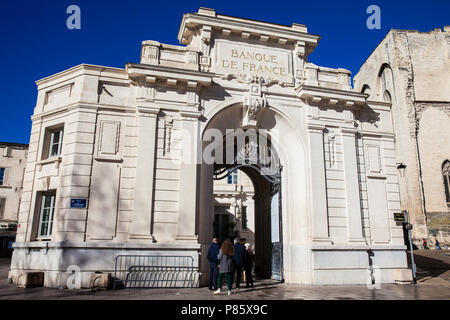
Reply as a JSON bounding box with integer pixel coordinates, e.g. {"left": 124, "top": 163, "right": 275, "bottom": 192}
{"left": 232, "top": 238, "right": 246, "bottom": 290}
{"left": 214, "top": 239, "right": 235, "bottom": 295}
{"left": 207, "top": 237, "right": 220, "bottom": 291}
{"left": 244, "top": 243, "right": 255, "bottom": 288}
{"left": 435, "top": 237, "right": 441, "bottom": 250}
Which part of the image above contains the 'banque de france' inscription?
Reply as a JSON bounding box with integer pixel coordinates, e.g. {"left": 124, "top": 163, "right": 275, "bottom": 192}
{"left": 215, "top": 41, "right": 292, "bottom": 82}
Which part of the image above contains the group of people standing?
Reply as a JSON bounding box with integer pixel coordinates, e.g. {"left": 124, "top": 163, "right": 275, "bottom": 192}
{"left": 207, "top": 237, "right": 255, "bottom": 295}
{"left": 422, "top": 237, "right": 442, "bottom": 250}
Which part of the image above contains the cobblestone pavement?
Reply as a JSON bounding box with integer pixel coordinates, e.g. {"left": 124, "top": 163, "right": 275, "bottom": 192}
{"left": 1, "top": 250, "right": 449, "bottom": 300}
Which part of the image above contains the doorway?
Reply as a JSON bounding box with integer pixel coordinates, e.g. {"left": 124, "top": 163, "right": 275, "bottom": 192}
{"left": 211, "top": 131, "right": 283, "bottom": 281}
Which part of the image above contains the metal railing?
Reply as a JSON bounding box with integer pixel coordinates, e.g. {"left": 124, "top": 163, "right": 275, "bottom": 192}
{"left": 113, "top": 255, "right": 197, "bottom": 289}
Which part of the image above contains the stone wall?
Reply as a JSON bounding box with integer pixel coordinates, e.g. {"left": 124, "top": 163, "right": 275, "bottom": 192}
{"left": 0, "top": 144, "right": 27, "bottom": 226}
{"left": 417, "top": 104, "right": 450, "bottom": 244}
{"left": 354, "top": 27, "right": 450, "bottom": 246}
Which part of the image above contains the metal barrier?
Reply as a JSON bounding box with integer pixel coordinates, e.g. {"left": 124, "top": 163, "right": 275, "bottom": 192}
{"left": 113, "top": 255, "right": 196, "bottom": 289}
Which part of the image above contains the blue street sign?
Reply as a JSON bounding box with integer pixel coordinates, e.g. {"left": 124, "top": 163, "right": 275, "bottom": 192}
{"left": 70, "top": 198, "right": 87, "bottom": 209}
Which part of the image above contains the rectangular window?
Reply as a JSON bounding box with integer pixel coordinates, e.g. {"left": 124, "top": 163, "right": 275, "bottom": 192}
{"left": 242, "top": 206, "right": 247, "bottom": 230}
{"left": 0, "top": 198, "right": 5, "bottom": 219}
{"left": 0, "top": 168, "right": 5, "bottom": 186}
{"left": 37, "top": 192, "right": 56, "bottom": 239}
{"left": 49, "top": 128, "right": 64, "bottom": 158}
{"left": 227, "top": 169, "right": 238, "bottom": 184}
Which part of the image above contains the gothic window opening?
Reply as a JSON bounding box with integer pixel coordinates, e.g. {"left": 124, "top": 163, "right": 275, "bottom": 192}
{"left": 443, "top": 160, "right": 450, "bottom": 204}
{"left": 361, "top": 84, "right": 372, "bottom": 99}
{"left": 383, "top": 90, "right": 392, "bottom": 103}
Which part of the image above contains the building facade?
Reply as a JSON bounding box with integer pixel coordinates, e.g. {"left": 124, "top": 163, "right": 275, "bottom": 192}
{"left": 213, "top": 170, "right": 255, "bottom": 246}
{"left": 354, "top": 26, "right": 450, "bottom": 246}
{"left": 9, "top": 8, "right": 412, "bottom": 288}
{"left": 0, "top": 142, "right": 28, "bottom": 228}
{"left": 0, "top": 142, "right": 27, "bottom": 257}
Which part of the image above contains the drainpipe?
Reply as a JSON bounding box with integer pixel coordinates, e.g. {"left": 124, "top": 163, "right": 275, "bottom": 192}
{"left": 414, "top": 109, "right": 429, "bottom": 243}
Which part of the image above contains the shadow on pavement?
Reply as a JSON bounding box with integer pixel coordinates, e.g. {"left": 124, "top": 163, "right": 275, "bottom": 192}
{"left": 407, "top": 250, "right": 450, "bottom": 280}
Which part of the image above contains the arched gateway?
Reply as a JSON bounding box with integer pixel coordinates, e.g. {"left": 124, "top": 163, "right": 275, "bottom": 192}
{"left": 9, "top": 8, "right": 412, "bottom": 288}
{"left": 199, "top": 101, "right": 302, "bottom": 282}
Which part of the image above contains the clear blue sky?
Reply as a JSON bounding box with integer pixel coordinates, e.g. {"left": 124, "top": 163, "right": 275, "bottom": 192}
{"left": 1, "top": 0, "right": 449, "bottom": 143}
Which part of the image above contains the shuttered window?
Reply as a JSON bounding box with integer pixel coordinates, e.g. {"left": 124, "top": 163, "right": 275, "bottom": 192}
{"left": 37, "top": 192, "right": 56, "bottom": 238}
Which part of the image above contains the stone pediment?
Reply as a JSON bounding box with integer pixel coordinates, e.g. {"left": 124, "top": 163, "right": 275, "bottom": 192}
{"left": 178, "top": 7, "right": 320, "bottom": 49}
{"left": 176, "top": 7, "right": 321, "bottom": 86}
{"left": 135, "top": 7, "right": 363, "bottom": 104}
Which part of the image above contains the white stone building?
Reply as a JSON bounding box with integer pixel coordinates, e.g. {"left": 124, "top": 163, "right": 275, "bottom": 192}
{"left": 354, "top": 27, "right": 450, "bottom": 246}
{"left": 9, "top": 8, "right": 412, "bottom": 288}
{"left": 0, "top": 142, "right": 28, "bottom": 228}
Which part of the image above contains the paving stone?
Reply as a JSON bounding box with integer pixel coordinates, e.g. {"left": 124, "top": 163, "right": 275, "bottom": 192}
{"left": 1, "top": 257, "right": 449, "bottom": 300}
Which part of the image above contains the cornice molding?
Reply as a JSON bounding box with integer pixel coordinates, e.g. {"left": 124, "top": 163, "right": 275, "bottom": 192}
{"left": 126, "top": 63, "right": 213, "bottom": 87}
{"left": 36, "top": 64, "right": 127, "bottom": 90}
{"left": 297, "top": 85, "right": 367, "bottom": 107}
{"left": 178, "top": 10, "right": 320, "bottom": 49}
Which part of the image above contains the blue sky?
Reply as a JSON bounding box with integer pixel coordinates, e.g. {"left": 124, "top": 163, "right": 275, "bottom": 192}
{"left": 0, "top": 0, "right": 449, "bottom": 143}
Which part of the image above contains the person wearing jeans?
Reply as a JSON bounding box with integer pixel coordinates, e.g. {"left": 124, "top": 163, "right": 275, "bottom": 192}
{"left": 231, "top": 238, "right": 246, "bottom": 289}
{"left": 207, "top": 237, "right": 220, "bottom": 290}
{"left": 214, "top": 239, "right": 235, "bottom": 295}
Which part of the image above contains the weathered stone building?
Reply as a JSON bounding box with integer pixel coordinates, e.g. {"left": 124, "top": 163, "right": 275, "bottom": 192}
{"left": 0, "top": 142, "right": 27, "bottom": 257}
{"left": 9, "top": 8, "right": 412, "bottom": 288}
{"left": 354, "top": 26, "right": 450, "bottom": 246}
{"left": 0, "top": 142, "right": 28, "bottom": 228}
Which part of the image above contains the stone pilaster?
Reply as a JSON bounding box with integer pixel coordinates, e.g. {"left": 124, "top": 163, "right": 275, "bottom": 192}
{"left": 20, "top": 118, "right": 43, "bottom": 242}
{"left": 129, "top": 107, "right": 158, "bottom": 241}
{"left": 176, "top": 111, "right": 201, "bottom": 242}
{"left": 340, "top": 127, "right": 366, "bottom": 244}
{"left": 307, "top": 124, "right": 332, "bottom": 243}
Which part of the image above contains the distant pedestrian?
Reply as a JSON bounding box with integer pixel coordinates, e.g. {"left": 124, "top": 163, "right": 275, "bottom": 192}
{"left": 231, "top": 238, "right": 246, "bottom": 290}
{"left": 207, "top": 236, "right": 220, "bottom": 291}
{"left": 435, "top": 237, "right": 441, "bottom": 250}
{"left": 214, "top": 239, "right": 235, "bottom": 295}
{"left": 244, "top": 243, "right": 254, "bottom": 288}
{"left": 423, "top": 238, "right": 429, "bottom": 250}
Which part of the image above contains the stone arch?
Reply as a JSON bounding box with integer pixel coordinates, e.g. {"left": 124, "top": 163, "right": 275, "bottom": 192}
{"left": 361, "top": 84, "right": 372, "bottom": 98}
{"left": 198, "top": 100, "right": 312, "bottom": 284}
{"left": 377, "top": 63, "right": 394, "bottom": 100}
{"left": 204, "top": 98, "right": 308, "bottom": 150}
{"left": 383, "top": 90, "right": 392, "bottom": 103}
